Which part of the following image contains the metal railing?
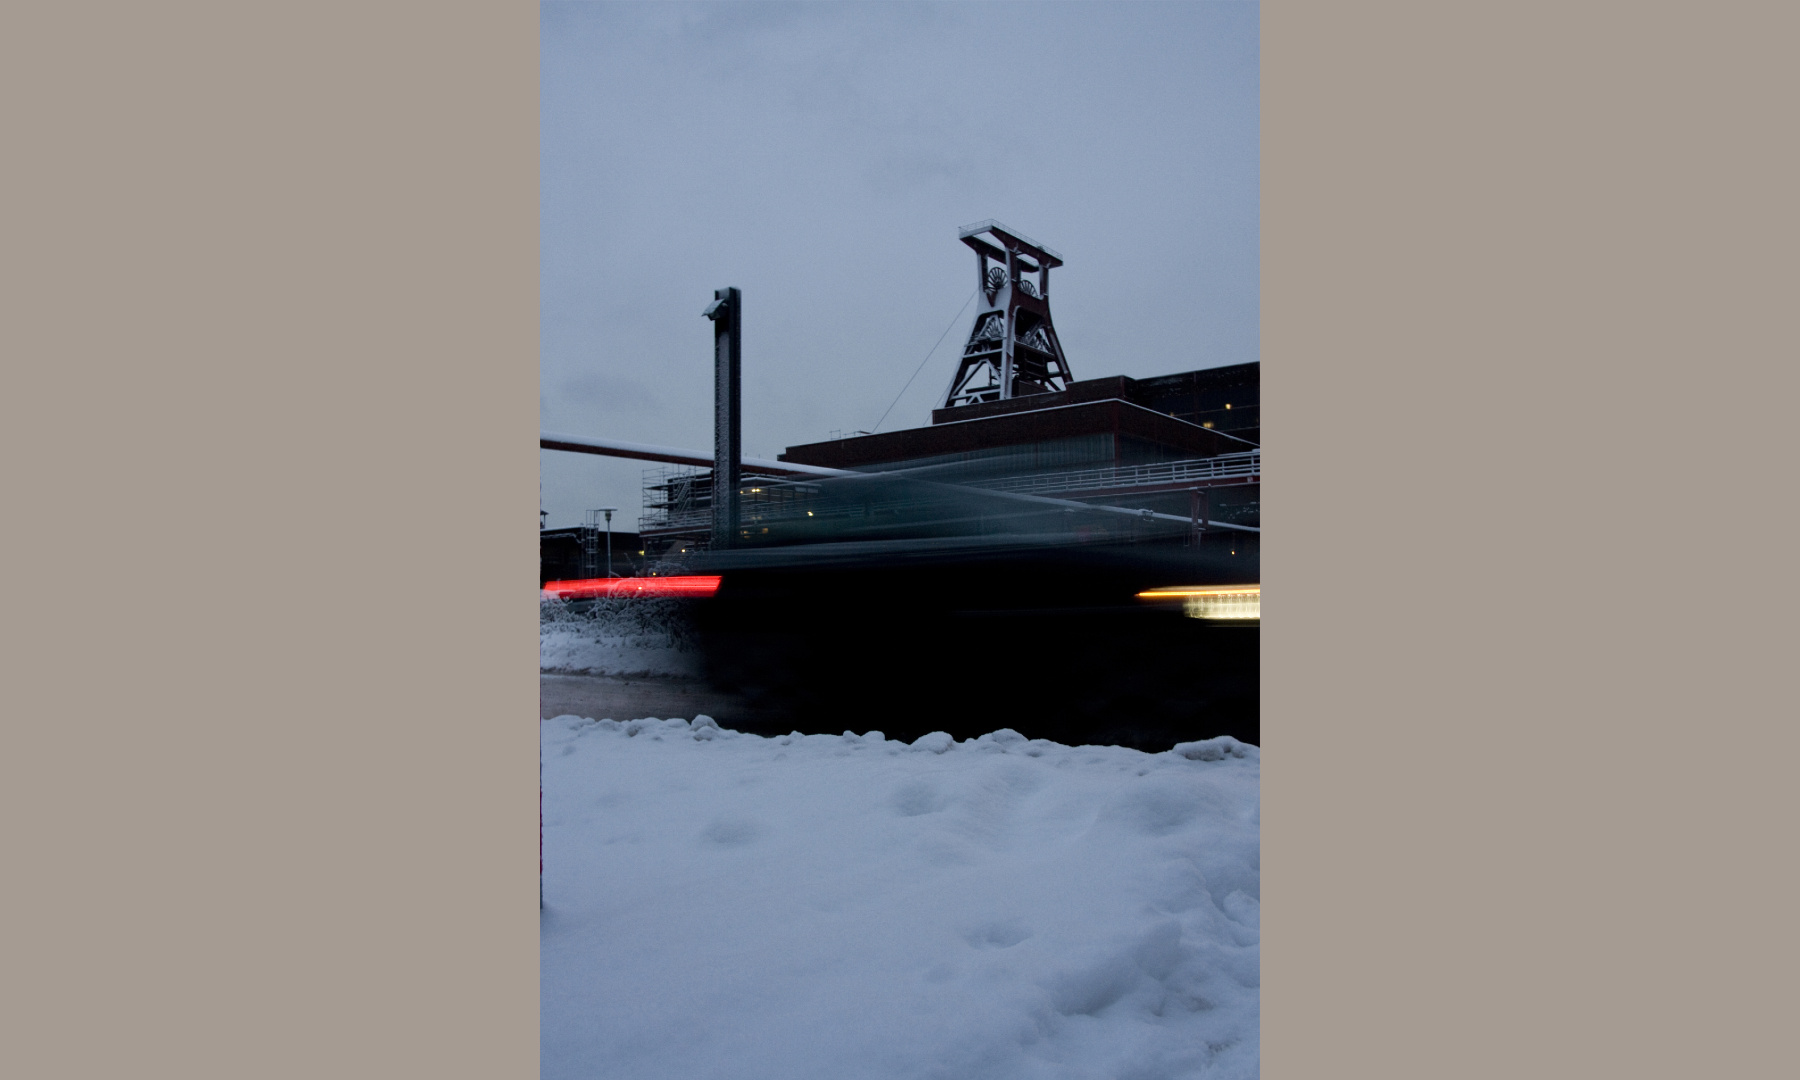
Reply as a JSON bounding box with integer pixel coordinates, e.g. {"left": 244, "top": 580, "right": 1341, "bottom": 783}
{"left": 972, "top": 450, "right": 1260, "bottom": 497}
{"left": 638, "top": 452, "right": 1261, "bottom": 536}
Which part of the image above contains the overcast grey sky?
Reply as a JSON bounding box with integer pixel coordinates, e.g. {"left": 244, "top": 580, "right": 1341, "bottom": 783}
{"left": 541, "top": 1, "right": 1258, "bottom": 531}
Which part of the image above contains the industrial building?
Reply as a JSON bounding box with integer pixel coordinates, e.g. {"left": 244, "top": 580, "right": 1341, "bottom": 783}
{"left": 631, "top": 222, "right": 1260, "bottom": 563}
{"left": 637, "top": 364, "right": 1259, "bottom": 560}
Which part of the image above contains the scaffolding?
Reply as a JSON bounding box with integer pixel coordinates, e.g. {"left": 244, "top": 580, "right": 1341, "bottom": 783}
{"left": 579, "top": 522, "right": 601, "bottom": 578}
{"left": 641, "top": 465, "right": 710, "bottom": 539}
{"left": 640, "top": 466, "right": 803, "bottom": 550}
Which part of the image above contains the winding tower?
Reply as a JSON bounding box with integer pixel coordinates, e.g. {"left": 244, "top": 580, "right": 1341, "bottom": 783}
{"left": 939, "top": 220, "right": 1074, "bottom": 410}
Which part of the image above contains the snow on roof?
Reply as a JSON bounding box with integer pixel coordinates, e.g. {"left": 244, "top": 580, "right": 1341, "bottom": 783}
{"left": 957, "top": 218, "right": 1065, "bottom": 263}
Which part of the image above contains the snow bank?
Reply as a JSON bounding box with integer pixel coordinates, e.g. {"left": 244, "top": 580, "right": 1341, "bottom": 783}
{"left": 542, "top": 717, "right": 1260, "bottom": 1080}
{"left": 539, "top": 599, "right": 702, "bottom": 678}
{"left": 537, "top": 627, "right": 702, "bottom": 678}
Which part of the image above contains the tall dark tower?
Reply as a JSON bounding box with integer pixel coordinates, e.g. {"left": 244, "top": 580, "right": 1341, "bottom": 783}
{"left": 939, "top": 220, "right": 1073, "bottom": 410}
{"left": 704, "top": 287, "right": 741, "bottom": 549}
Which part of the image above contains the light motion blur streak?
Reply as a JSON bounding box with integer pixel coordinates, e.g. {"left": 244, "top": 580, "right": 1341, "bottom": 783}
{"left": 542, "top": 576, "right": 723, "bottom": 601}
{"left": 1138, "top": 584, "right": 1261, "bottom": 621}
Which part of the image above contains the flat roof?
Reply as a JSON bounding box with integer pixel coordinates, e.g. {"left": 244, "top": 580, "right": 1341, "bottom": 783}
{"left": 957, "top": 219, "right": 1064, "bottom": 263}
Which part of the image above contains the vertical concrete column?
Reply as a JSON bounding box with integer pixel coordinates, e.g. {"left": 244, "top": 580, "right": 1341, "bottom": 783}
{"left": 704, "top": 287, "right": 741, "bottom": 549}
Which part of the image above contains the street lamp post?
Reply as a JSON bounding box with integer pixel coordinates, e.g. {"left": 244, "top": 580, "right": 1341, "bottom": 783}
{"left": 595, "top": 507, "right": 618, "bottom": 577}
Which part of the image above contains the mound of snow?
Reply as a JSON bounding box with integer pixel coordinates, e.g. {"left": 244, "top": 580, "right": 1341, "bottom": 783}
{"left": 539, "top": 598, "right": 703, "bottom": 678}
{"left": 538, "top": 625, "right": 702, "bottom": 679}
{"left": 542, "top": 717, "right": 1260, "bottom": 1080}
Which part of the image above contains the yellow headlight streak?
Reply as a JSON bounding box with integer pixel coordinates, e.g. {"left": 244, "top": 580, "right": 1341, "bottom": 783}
{"left": 1136, "top": 584, "right": 1261, "bottom": 621}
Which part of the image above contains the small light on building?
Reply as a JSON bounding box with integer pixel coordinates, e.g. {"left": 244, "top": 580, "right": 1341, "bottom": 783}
{"left": 1202, "top": 421, "right": 1214, "bottom": 429}
{"left": 1225, "top": 403, "right": 1231, "bottom": 409}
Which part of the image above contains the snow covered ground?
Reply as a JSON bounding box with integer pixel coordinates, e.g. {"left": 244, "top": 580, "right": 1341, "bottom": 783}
{"left": 538, "top": 626, "right": 701, "bottom": 679}
{"left": 539, "top": 601, "right": 702, "bottom": 679}
{"left": 541, "top": 715, "right": 1260, "bottom": 1080}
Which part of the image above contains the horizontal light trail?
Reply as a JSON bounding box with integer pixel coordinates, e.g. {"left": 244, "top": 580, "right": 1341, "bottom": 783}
{"left": 542, "top": 576, "right": 722, "bottom": 600}
{"left": 1137, "top": 584, "right": 1260, "bottom": 621}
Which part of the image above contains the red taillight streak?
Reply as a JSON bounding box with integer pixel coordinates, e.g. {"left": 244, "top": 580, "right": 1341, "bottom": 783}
{"left": 541, "top": 575, "right": 722, "bottom": 600}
